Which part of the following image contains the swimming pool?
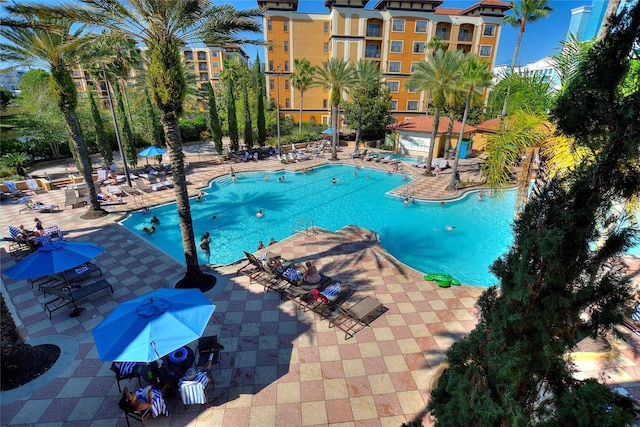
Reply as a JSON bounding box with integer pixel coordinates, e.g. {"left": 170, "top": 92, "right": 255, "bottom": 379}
{"left": 122, "top": 164, "right": 517, "bottom": 287}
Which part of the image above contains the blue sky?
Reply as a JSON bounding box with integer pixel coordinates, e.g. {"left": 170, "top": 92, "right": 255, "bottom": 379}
{"left": 6, "top": 0, "right": 592, "bottom": 67}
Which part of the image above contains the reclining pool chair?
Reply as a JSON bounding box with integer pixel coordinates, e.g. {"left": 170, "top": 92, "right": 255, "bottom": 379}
{"left": 329, "top": 296, "right": 385, "bottom": 339}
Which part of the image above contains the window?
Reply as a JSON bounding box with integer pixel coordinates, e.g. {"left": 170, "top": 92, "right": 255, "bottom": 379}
{"left": 213, "top": 72, "right": 220, "bottom": 79}
{"left": 284, "top": 79, "right": 289, "bottom": 89}
{"left": 387, "top": 81, "right": 399, "bottom": 92}
{"left": 410, "top": 62, "right": 420, "bottom": 73}
{"left": 479, "top": 45, "right": 492, "bottom": 57}
{"left": 390, "top": 41, "right": 403, "bottom": 53}
{"left": 269, "top": 60, "right": 274, "bottom": 71}
{"left": 198, "top": 63, "right": 208, "bottom": 70}
{"left": 392, "top": 19, "right": 405, "bottom": 32}
{"left": 283, "top": 21, "right": 288, "bottom": 32}
{"left": 184, "top": 51, "right": 193, "bottom": 60}
{"left": 483, "top": 24, "right": 495, "bottom": 37}
{"left": 72, "top": 70, "right": 80, "bottom": 77}
{"left": 324, "top": 43, "right": 329, "bottom": 53}
{"left": 407, "top": 100, "right": 419, "bottom": 111}
{"left": 415, "top": 20, "right": 427, "bottom": 33}
{"left": 212, "top": 61, "right": 219, "bottom": 68}
{"left": 284, "top": 41, "right": 289, "bottom": 52}
{"left": 285, "top": 98, "right": 290, "bottom": 108}
{"left": 413, "top": 42, "right": 425, "bottom": 54}
{"left": 200, "top": 74, "right": 208, "bottom": 81}
{"left": 211, "top": 51, "right": 217, "bottom": 57}
{"left": 388, "top": 61, "right": 401, "bottom": 73}
{"left": 214, "top": 82, "right": 220, "bottom": 88}
{"left": 390, "top": 100, "right": 398, "bottom": 110}
{"left": 323, "top": 99, "right": 328, "bottom": 109}
{"left": 267, "top": 20, "right": 272, "bottom": 31}
{"left": 284, "top": 61, "right": 289, "bottom": 71}
{"left": 270, "top": 79, "right": 274, "bottom": 90}
{"left": 324, "top": 22, "right": 329, "bottom": 33}
{"left": 75, "top": 81, "right": 81, "bottom": 87}
{"left": 197, "top": 52, "right": 207, "bottom": 61}
{"left": 268, "top": 41, "right": 273, "bottom": 51}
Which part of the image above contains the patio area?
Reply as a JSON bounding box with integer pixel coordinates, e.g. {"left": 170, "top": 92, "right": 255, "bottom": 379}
{"left": 1, "top": 148, "right": 639, "bottom": 426}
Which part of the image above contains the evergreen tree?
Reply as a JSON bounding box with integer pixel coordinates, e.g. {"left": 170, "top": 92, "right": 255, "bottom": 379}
{"left": 242, "top": 79, "right": 253, "bottom": 147}
{"left": 207, "top": 83, "right": 223, "bottom": 154}
{"left": 227, "top": 83, "right": 238, "bottom": 152}
{"left": 143, "top": 87, "right": 164, "bottom": 147}
{"left": 429, "top": 7, "right": 640, "bottom": 426}
{"left": 115, "top": 81, "right": 137, "bottom": 167}
{"left": 254, "top": 54, "right": 266, "bottom": 146}
{"left": 88, "top": 89, "right": 112, "bottom": 163}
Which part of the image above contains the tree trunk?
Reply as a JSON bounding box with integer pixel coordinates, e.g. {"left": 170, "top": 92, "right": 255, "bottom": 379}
{"left": 161, "top": 113, "right": 216, "bottom": 292}
{"left": 448, "top": 93, "right": 471, "bottom": 190}
{"left": 424, "top": 109, "right": 440, "bottom": 176}
{"left": 597, "top": 0, "right": 621, "bottom": 40}
{"left": 443, "top": 110, "right": 455, "bottom": 160}
{"left": 62, "top": 111, "right": 108, "bottom": 219}
{"left": 354, "top": 107, "right": 362, "bottom": 152}
{"left": 502, "top": 23, "right": 526, "bottom": 119}
{"left": 298, "top": 91, "right": 304, "bottom": 134}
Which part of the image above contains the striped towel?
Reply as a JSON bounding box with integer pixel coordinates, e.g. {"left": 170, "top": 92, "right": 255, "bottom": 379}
{"left": 115, "top": 361, "right": 139, "bottom": 376}
{"left": 320, "top": 282, "right": 342, "bottom": 302}
{"left": 135, "top": 387, "right": 167, "bottom": 417}
{"left": 178, "top": 371, "right": 210, "bottom": 405}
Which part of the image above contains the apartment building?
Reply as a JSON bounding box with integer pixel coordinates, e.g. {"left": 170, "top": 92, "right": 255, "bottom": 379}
{"left": 71, "top": 44, "right": 249, "bottom": 111}
{"left": 259, "top": 0, "right": 511, "bottom": 127}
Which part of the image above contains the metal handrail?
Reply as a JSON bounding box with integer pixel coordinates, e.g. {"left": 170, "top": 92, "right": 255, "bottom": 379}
{"left": 291, "top": 217, "right": 315, "bottom": 235}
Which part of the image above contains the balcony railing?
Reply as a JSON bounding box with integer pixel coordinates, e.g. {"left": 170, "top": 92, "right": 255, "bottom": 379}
{"left": 458, "top": 33, "right": 473, "bottom": 42}
{"left": 435, "top": 31, "right": 450, "bottom": 40}
{"left": 366, "top": 28, "right": 382, "bottom": 37}
{"left": 365, "top": 49, "right": 381, "bottom": 58}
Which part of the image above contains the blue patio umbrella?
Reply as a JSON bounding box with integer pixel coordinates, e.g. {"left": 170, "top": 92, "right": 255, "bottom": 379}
{"left": 3, "top": 240, "right": 104, "bottom": 280}
{"left": 321, "top": 128, "right": 333, "bottom": 135}
{"left": 138, "top": 146, "right": 167, "bottom": 157}
{"left": 93, "top": 288, "right": 215, "bottom": 362}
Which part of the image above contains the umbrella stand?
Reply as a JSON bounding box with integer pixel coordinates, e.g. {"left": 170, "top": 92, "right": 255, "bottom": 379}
{"left": 70, "top": 306, "right": 85, "bottom": 317}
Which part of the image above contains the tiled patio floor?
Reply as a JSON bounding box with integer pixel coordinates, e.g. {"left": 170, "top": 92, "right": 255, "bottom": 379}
{"left": 1, "top": 149, "right": 639, "bottom": 426}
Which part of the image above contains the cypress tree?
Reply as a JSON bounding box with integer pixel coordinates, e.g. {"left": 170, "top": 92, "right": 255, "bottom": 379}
{"left": 227, "top": 82, "right": 239, "bottom": 153}
{"left": 115, "top": 81, "right": 137, "bottom": 167}
{"left": 88, "top": 88, "right": 112, "bottom": 163}
{"left": 242, "top": 81, "right": 253, "bottom": 147}
{"left": 254, "top": 54, "right": 266, "bottom": 146}
{"left": 208, "top": 83, "right": 223, "bottom": 154}
{"left": 429, "top": 7, "right": 640, "bottom": 426}
{"left": 144, "top": 87, "right": 164, "bottom": 147}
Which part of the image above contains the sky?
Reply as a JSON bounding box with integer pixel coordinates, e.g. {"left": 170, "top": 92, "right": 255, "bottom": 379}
{"left": 4, "top": 0, "right": 593, "bottom": 67}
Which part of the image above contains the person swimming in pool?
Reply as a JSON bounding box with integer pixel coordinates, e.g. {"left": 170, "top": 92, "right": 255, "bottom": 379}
{"left": 256, "top": 209, "right": 264, "bottom": 219}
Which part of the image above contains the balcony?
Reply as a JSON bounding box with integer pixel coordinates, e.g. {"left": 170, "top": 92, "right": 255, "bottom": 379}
{"left": 365, "top": 48, "right": 381, "bottom": 59}
{"left": 366, "top": 26, "right": 382, "bottom": 37}
{"left": 458, "top": 32, "right": 473, "bottom": 42}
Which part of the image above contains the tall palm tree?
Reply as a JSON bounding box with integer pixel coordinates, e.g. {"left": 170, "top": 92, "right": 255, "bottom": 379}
{"left": 289, "top": 58, "right": 314, "bottom": 134}
{"left": 313, "top": 58, "right": 355, "bottom": 160}
{"left": 501, "top": 0, "right": 553, "bottom": 117}
{"left": 0, "top": 11, "right": 107, "bottom": 218}
{"left": 447, "top": 55, "right": 493, "bottom": 191}
{"left": 406, "top": 49, "right": 464, "bottom": 175}
{"left": 349, "top": 60, "right": 382, "bottom": 152}
{"left": 45, "top": 0, "right": 262, "bottom": 289}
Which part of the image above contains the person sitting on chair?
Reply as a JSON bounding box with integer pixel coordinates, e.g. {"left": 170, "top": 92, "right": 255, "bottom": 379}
{"left": 303, "top": 261, "right": 322, "bottom": 284}
{"left": 119, "top": 387, "right": 153, "bottom": 413}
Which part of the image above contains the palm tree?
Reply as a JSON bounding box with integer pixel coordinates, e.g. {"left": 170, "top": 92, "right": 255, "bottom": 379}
{"left": 447, "top": 56, "right": 493, "bottom": 191}
{"left": 501, "top": 0, "right": 553, "bottom": 117}
{"left": 406, "top": 49, "right": 464, "bottom": 175}
{"left": 46, "top": 0, "right": 262, "bottom": 289}
{"left": 313, "top": 58, "right": 355, "bottom": 160}
{"left": 0, "top": 11, "right": 107, "bottom": 218}
{"left": 289, "top": 58, "right": 314, "bottom": 134}
{"left": 551, "top": 33, "right": 594, "bottom": 93}
{"left": 349, "top": 60, "right": 383, "bottom": 152}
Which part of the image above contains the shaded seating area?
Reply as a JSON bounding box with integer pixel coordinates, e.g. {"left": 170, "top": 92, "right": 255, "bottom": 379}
{"left": 329, "top": 296, "right": 385, "bottom": 339}
{"left": 111, "top": 362, "right": 142, "bottom": 393}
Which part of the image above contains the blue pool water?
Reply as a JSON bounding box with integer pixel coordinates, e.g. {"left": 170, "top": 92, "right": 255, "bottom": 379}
{"left": 122, "top": 165, "right": 518, "bottom": 287}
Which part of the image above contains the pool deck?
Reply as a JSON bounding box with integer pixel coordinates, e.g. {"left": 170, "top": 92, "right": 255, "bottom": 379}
{"left": 1, "top": 147, "right": 639, "bottom": 426}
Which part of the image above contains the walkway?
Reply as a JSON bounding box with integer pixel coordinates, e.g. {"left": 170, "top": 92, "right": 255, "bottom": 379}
{"left": 1, "top": 148, "right": 639, "bottom": 426}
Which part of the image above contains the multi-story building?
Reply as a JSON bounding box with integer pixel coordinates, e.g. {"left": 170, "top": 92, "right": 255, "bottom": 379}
{"left": 0, "top": 69, "right": 26, "bottom": 96}
{"left": 259, "top": 0, "right": 511, "bottom": 127}
{"left": 71, "top": 44, "right": 249, "bottom": 111}
{"left": 493, "top": 57, "right": 561, "bottom": 92}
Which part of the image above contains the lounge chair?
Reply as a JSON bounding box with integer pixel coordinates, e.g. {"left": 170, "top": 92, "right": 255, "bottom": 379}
{"left": 178, "top": 370, "right": 210, "bottom": 409}
{"left": 329, "top": 296, "right": 385, "bottom": 339}
{"left": 147, "top": 175, "right": 168, "bottom": 191}
{"left": 276, "top": 154, "right": 288, "bottom": 164}
{"left": 364, "top": 152, "right": 378, "bottom": 161}
{"left": 19, "top": 198, "right": 60, "bottom": 214}
{"left": 431, "top": 158, "right": 449, "bottom": 169}
{"left": 110, "top": 362, "right": 142, "bottom": 393}
{"left": 6, "top": 225, "right": 54, "bottom": 248}
{"left": 305, "top": 281, "right": 350, "bottom": 317}
{"left": 64, "top": 189, "right": 86, "bottom": 209}
{"left": 414, "top": 156, "right": 426, "bottom": 168}
{"left": 195, "top": 335, "right": 222, "bottom": 373}
{"left": 134, "top": 179, "right": 153, "bottom": 193}
{"left": 3, "top": 181, "right": 24, "bottom": 198}
{"left": 378, "top": 154, "right": 392, "bottom": 163}
{"left": 25, "top": 179, "right": 46, "bottom": 194}
{"left": 107, "top": 185, "right": 124, "bottom": 196}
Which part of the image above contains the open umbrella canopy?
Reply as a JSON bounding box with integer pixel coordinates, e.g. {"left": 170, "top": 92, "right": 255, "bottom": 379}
{"left": 138, "top": 146, "right": 167, "bottom": 157}
{"left": 4, "top": 240, "right": 104, "bottom": 280}
{"left": 93, "top": 288, "right": 215, "bottom": 362}
{"left": 321, "top": 128, "right": 333, "bottom": 135}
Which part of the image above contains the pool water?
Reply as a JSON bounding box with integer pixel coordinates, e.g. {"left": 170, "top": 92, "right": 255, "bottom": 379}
{"left": 122, "top": 164, "right": 517, "bottom": 287}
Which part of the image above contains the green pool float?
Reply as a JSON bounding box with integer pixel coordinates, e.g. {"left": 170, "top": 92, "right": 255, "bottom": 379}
{"left": 423, "top": 273, "right": 461, "bottom": 287}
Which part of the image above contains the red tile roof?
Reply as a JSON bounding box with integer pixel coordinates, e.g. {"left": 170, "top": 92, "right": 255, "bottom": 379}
{"left": 389, "top": 115, "right": 477, "bottom": 134}
{"left": 475, "top": 117, "right": 501, "bottom": 132}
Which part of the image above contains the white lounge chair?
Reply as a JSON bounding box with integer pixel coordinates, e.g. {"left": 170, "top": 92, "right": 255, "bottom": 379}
{"left": 25, "top": 179, "right": 46, "bottom": 194}
{"left": 107, "top": 185, "right": 124, "bottom": 196}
